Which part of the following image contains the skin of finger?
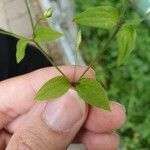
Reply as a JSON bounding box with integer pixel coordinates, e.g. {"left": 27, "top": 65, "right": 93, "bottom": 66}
{"left": 0, "top": 130, "right": 11, "bottom": 150}
{"left": 84, "top": 101, "right": 126, "bottom": 133}
{"left": 0, "top": 65, "right": 95, "bottom": 129}
{"left": 6, "top": 100, "right": 126, "bottom": 140}
{"left": 6, "top": 95, "right": 125, "bottom": 135}
{"left": 6, "top": 102, "right": 88, "bottom": 150}
{"left": 5, "top": 113, "right": 28, "bottom": 134}
{"left": 5, "top": 96, "right": 126, "bottom": 137}
{"left": 77, "top": 130, "right": 120, "bottom": 150}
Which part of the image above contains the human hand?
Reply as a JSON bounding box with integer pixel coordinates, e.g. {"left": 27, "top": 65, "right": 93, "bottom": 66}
{"left": 0, "top": 66, "right": 126, "bottom": 150}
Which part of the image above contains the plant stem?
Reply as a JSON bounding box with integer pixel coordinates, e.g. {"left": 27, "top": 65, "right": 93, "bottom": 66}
{"left": 73, "top": 47, "right": 78, "bottom": 83}
{"left": 25, "top": 0, "right": 35, "bottom": 33}
{"left": 34, "top": 41, "right": 69, "bottom": 80}
{"left": 34, "top": 18, "right": 44, "bottom": 31}
{"left": 77, "top": 25, "right": 120, "bottom": 80}
{"left": 0, "top": 28, "right": 28, "bottom": 40}
{"left": 0, "top": 27, "right": 68, "bottom": 80}
{"left": 24, "top": 0, "right": 68, "bottom": 80}
{"left": 77, "top": 0, "right": 129, "bottom": 81}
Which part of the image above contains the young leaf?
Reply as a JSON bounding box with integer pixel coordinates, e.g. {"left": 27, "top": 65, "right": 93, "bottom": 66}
{"left": 16, "top": 39, "right": 28, "bottom": 63}
{"left": 125, "top": 18, "right": 144, "bottom": 26}
{"left": 73, "top": 6, "right": 119, "bottom": 30}
{"left": 76, "top": 30, "right": 82, "bottom": 48}
{"left": 35, "top": 76, "right": 71, "bottom": 100}
{"left": 34, "top": 25, "right": 62, "bottom": 43}
{"left": 117, "top": 26, "right": 137, "bottom": 65}
{"left": 125, "top": 12, "right": 150, "bottom": 26}
{"left": 76, "top": 78, "right": 110, "bottom": 110}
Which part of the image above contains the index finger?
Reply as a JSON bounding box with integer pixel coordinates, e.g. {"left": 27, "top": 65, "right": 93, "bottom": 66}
{"left": 0, "top": 65, "right": 95, "bottom": 129}
{"left": 84, "top": 101, "right": 126, "bottom": 133}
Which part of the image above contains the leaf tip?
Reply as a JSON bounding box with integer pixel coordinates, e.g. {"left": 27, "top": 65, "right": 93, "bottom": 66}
{"left": 34, "top": 94, "right": 40, "bottom": 101}
{"left": 105, "top": 104, "right": 111, "bottom": 112}
{"left": 16, "top": 58, "right": 22, "bottom": 64}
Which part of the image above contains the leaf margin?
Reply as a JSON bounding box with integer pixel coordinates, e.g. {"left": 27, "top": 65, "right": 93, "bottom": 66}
{"left": 117, "top": 25, "right": 137, "bottom": 66}
{"left": 35, "top": 76, "right": 71, "bottom": 101}
{"left": 16, "top": 38, "right": 28, "bottom": 63}
{"left": 34, "top": 25, "right": 62, "bottom": 44}
{"left": 73, "top": 5, "right": 119, "bottom": 30}
{"left": 76, "top": 77, "right": 110, "bottom": 110}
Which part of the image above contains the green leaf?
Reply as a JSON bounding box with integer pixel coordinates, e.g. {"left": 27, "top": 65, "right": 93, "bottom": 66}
{"left": 117, "top": 26, "right": 137, "bottom": 66}
{"left": 73, "top": 6, "right": 119, "bottom": 29}
{"left": 76, "top": 30, "right": 82, "bottom": 48}
{"left": 125, "top": 11, "right": 150, "bottom": 26}
{"left": 76, "top": 78, "right": 110, "bottom": 110}
{"left": 34, "top": 25, "right": 62, "bottom": 43}
{"left": 16, "top": 39, "right": 28, "bottom": 63}
{"left": 125, "top": 18, "right": 144, "bottom": 26}
{"left": 35, "top": 76, "right": 71, "bottom": 100}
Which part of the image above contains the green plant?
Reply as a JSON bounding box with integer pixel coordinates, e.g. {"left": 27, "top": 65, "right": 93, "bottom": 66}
{"left": 75, "top": 0, "right": 150, "bottom": 149}
{"left": 0, "top": 0, "right": 149, "bottom": 111}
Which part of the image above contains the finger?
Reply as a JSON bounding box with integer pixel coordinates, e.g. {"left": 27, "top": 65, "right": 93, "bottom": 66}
{"left": 84, "top": 101, "right": 126, "bottom": 133}
{"left": 5, "top": 113, "right": 28, "bottom": 134}
{"left": 6, "top": 89, "right": 88, "bottom": 150}
{"left": 6, "top": 97, "right": 125, "bottom": 135}
{"left": 0, "top": 65, "right": 95, "bottom": 129}
{"left": 77, "top": 130, "right": 120, "bottom": 150}
{"left": 0, "top": 129, "right": 11, "bottom": 150}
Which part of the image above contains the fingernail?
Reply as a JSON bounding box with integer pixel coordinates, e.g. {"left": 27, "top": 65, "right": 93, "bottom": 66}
{"left": 112, "top": 101, "right": 126, "bottom": 113}
{"left": 43, "top": 89, "right": 86, "bottom": 132}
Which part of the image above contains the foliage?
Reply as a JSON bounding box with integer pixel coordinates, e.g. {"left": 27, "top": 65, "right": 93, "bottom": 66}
{"left": 16, "top": 2, "right": 113, "bottom": 109}
{"left": 35, "top": 76, "right": 71, "bottom": 100}
{"left": 76, "top": 78, "right": 110, "bottom": 110}
{"left": 117, "top": 25, "right": 137, "bottom": 65}
{"left": 34, "top": 25, "right": 62, "bottom": 44}
{"left": 16, "top": 38, "right": 28, "bottom": 63}
{"left": 0, "top": 1, "right": 112, "bottom": 110}
{"left": 73, "top": 6, "right": 119, "bottom": 29}
{"left": 1, "top": 0, "right": 149, "bottom": 148}
{"left": 75, "top": 0, "right": 150, "bottom": 149}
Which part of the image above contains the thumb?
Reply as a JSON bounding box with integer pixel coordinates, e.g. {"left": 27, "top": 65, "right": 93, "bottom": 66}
{"left": 6, "top": 89, "right": 87, "bottom": 150}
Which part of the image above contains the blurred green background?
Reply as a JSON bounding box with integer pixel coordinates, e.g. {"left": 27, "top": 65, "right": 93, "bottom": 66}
{"left": 75, "top": 0, "right": 150, "bottom": 149}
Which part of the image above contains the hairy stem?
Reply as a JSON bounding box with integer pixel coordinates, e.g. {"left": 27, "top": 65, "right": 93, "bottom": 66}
{"left": 77, "top": 0, "right": 129, "bottom": 81}
{"left": 34, "top": 41, "right": 69, "bottom": 80}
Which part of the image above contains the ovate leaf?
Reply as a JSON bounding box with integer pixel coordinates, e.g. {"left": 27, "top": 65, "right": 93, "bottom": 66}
{"left": 76, "top": 78, "right": 110, "bottom": 110}
{"left": 73, "top": 6, "right": 119, "bottom": 29}
{"left": 34, "top": 25, "right": 62, "bottom": 43}
{"left": 16, "top": 39, "right": 28, "bottom": 63}
{"left": 117, "top": 26, "right": 137, "bottom": 65}
{"left": 35, "top": 76, "right": 71, "bottom": 100}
